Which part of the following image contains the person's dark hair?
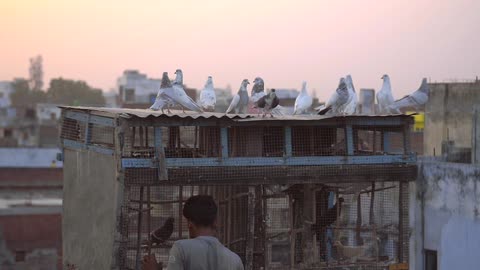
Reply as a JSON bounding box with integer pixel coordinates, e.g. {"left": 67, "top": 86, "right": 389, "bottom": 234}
{"left": 183, "top": 195, "right": 217, "bottom": 227}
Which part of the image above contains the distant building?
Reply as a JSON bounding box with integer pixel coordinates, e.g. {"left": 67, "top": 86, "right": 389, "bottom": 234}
{"left": 0, "top": 148, "right": 63, "bottom": 270}
{"left": 117, "top": 70, "right": 161, "bottom": 106}
{"left": 103, "top": 90, "right": 118, "bottom": 108}
{"left": 424, "top": 80, "right": 480, "bottom": 159}
{"left": 0, "top": 82, "right": 13, "bottom": 109}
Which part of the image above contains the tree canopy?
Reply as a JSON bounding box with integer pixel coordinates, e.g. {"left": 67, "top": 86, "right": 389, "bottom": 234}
{"left": 47, "top": 78, "right": 105, "bottom": 106}
{"left": 10, "top": 78, "right": 47, "bottom": 107}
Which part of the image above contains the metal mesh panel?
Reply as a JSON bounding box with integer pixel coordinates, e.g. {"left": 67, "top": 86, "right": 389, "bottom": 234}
{"left": 292, "top": 126, "right": 346, "bottom": 156}
{"left": 354, "top": 126, "right": 405, "bottom": 155}
{"left": 228, "top": 127, "right": 284, "bottom": 157}
{"left": 90, "top": 123, "right": 115, "bottom": 148}
{"left": 123, "top": 126, "right": 221, "bottom": 158}
{"left": 118, "top": 182, "right": 409, "bottom": 270}
{"left": 60, "top": 117, "right": 86, "bottom": 142}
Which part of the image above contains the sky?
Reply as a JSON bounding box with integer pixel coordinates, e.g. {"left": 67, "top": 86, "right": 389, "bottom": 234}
{"left": 1, "top": 0, "right": 479, "bottom": 101}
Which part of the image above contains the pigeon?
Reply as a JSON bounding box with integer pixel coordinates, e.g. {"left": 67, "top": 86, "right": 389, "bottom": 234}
{"left": 388, "top": 78, "right": 429, "bottom": 113}
{"left": 376, "top": 74, "right": 397, "bottom": 114}
{"left": 171, "top": 69, "right": 203, "bottom": 113}
{"left": 149, "top": 72, "right": 176, "bottom": 113}
{"left": 150, "top": 217, "right": 174, "bottom": 245}
{"left": 199, "top": 76, "right": 216, "bottom": 112}
{"left": 255, "top": 89, "right": 280, "bottom": 117}
{"left": 293, "top": 81, "right": 313, "bottom": 115}
{"left": 251, "top": 77, "right": 266, "bottom": 103}
{"left": 317, "top": 78, "right": 349, "bottom": 115}
{"left": 342, "top": 75, "right": 357, "bottom": 115}
{"left": 226, "top": 79, "right": 250, "bottom": 114}
{"left": 334, "top": 241, "right": 367, "bottom": 260}
{"left": 312, "top": 197, "right": 344, "bottom": 231}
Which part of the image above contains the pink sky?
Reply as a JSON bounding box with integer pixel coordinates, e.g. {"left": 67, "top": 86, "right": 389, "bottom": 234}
{"left": 1, "top": 0, "right": 479, "bottom": 101}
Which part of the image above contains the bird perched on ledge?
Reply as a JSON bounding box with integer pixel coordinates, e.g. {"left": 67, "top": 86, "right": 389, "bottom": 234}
{"left": 255, "top": 89, "right": 280, "bottom": 117}
{"left": 150, "top": 217, "right": 174, "bottom": 245}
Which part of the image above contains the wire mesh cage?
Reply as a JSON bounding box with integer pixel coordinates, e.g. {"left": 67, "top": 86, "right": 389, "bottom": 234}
{"left": 59, "top": 107, "right": 416, "bottom": 270}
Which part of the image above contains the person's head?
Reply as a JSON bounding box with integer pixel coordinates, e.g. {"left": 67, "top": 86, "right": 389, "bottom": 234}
{"left": 183, "top": 195, "right": 218, "bottom": 238}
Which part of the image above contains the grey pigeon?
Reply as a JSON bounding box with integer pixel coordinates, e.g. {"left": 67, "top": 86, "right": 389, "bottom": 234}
{"left": 150, "top": 217, "right": 174, "bottom": 245}
{"left": 255, "top": 89, "right": 280, "bottom": 117}
{"left": 226, "top": 79, "right": 250, "bottom": 114}
{"left": 317, "top": 78, "right": 349, "bottom": 115}
{"left": 149, "top": 72, "right": 176, "bottom": 113}
{"left": 376, "top": 74, "right": 396, "bottom": 114}
{"left": 171, "top": 69, "right": 203, "bottom": 113}
{"left": 251, "top": 77, "right": 266, "bottom": 103}
{"left": 342, "top": 75, "right": 357, "bottom": 115}
{"left": 388, "top": 78, "right": 429, "bottom": 113}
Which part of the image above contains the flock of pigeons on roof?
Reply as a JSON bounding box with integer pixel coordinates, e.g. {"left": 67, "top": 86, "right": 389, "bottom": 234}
{"left": 149, "top": 69, "right": 429, "bottom": 117}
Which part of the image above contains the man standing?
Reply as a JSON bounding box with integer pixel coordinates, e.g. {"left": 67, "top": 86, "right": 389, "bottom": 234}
{"left": 142, "top": 195, "right": 244, "bottom": 270}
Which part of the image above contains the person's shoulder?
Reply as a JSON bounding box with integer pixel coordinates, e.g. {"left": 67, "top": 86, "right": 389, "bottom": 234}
{"left": 222, "top": 246, "right": 242, "bottom": 262}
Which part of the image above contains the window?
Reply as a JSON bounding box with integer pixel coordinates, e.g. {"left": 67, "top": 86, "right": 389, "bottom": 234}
{"left": 15, "top": 250, "right": 26, "bottom": 262}
{"left": 125, "top": 88, "right": 135, "bottom": 102}
{"left": 425, "top": 249, "right": 437, "bottom": 270}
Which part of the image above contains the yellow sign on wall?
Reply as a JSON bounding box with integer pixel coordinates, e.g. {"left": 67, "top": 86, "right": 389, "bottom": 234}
{"left": 407, "top": 112, "right": 424, "bottom": 132}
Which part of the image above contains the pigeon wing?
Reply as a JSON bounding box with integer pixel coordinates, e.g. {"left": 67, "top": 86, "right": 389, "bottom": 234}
{"left": 226, "top": 94, "right": 240, "bottom": 113}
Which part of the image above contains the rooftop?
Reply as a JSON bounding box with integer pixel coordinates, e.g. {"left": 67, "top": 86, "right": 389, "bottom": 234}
{"left": 0, "top": 148, "right": 63, "bottom": 168}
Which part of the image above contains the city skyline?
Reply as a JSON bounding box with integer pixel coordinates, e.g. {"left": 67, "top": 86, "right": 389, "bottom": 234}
{"left": 1, "top": 0, "right": 480, "bottom": 100}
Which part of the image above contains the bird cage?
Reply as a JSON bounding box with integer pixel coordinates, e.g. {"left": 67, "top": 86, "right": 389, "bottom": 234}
{"left": 59, "top": 106, "right": 416, "bottom": 270}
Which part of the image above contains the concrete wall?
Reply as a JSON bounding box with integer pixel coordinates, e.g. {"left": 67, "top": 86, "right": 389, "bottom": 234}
{"left": 62, "top": 149, "right": 122, "bottom": 269}
{"left": 424, "top": 81, "right": 480, "bottom": 156}
{"left": 473, "top": 107, "right": 480, "bottom": 164}
{"left": 412, "top": 158, "right": 480, "bottom": 270}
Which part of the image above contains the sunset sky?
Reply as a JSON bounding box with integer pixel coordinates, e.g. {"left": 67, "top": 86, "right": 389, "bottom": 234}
{"left": 1, "top": 0, "right": 479, "bottom": 100}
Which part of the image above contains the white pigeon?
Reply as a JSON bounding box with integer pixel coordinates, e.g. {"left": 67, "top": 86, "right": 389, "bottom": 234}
{"left": 199, "top": 76, "right": 216, "bottom": 112}
{"left": 226, "top": 79, "right": 250, "bottom": 114}
{"left": 149, "top": 72, "right": 178, "bottom": 113}
{"left": 388, "top": 78, "right": 429, "bottom": 113}
{"left": 342, "top": 74, "right": 357, "bottom": 115}
{"left": 317, "top": 78, "right": 350, "bottom": 115}
{"left": 293, "top": 81, "right": 313, "bottom": 115}
{"left": 376, "top": 74, "right": 397, "bottom": 114}
{"left": 171, "top": 69, "right": 203, "bottom": 113}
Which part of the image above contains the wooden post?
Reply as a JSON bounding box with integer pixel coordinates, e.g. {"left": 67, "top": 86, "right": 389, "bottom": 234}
{"left": 154, "top": 127, "right": 168, "bottom": 181}
{"left": 221, "top": 127, "right": 229, "bottom": 158}
{"left": 245, "top": 186, "right": 256, "bottom": 270}
{"left": 227, "top": 186, "right": 232, "bottom": 248}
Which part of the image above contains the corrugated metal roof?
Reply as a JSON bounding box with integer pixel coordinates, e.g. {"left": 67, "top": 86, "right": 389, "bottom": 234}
{"left": 60, "top": 106, "right": 414, "bottom": 122}
{"left": 0, "top": 148, "right": 63, "bottom": 168}
{"left": 59, "top": 106, "right": 255, "bottom": 119}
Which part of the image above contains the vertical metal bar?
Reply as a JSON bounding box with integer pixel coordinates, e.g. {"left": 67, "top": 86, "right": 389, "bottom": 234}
{"left": 135, "top": 186, "right": 145, "bottom": 270}
{"left": 398, "top": 181, "right": 404, "bottom": 262}
{"left": 221, "top": 127, "right": 229, "bottom": 158}
{"left": 289, "top": 197, "right": 295, "bottom": 269}
{"left": 369, "top": 182, "right": 375, "bottom": 225}
{"left": 154, "top": 127, "right": 168, "bottom": 180}
{"left": 403, "top": 121, "right": 411, "bottom": 155}
{"left": 147, "top": 186, "right": 152, "bottom": 256}
{"left": 284, "top": 126, "right": 292, "bottom": 157}
{"left": 84, "top": 113, "right": 91, "bottom": 147}
{"left": 356, "top": 193, "right": 362, "bottom": 245}
{"left": 139, "top": 126, "right": 144, "bottom": 148}
{"left": 178, "top": 185, "right": 183, "bottom": 239}
{"left": 345, "top": 125, "right": 354, "bottom": 155}
{"left": 383, "top": 132, "right": 391, "bottom": 153}
{"left": 227, "top": 186, "right": 232, "bottom": 248}
{"left": 245, "top": 186, "right": 256, "bottom": 270}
